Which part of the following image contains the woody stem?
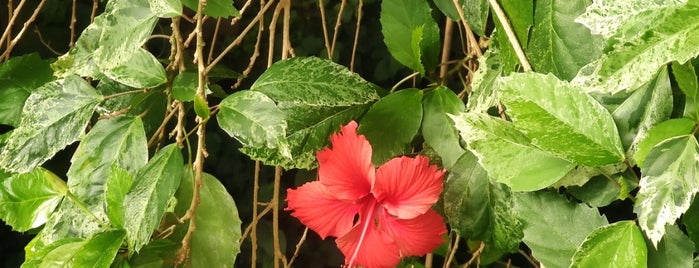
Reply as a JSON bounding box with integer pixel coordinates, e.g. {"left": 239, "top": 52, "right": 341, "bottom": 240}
{"left": 348, "top": 200, "right": 377, "bottom": 267}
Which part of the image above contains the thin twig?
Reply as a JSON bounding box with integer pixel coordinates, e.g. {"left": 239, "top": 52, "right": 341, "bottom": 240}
{"left": 69, "top": 0, "right": 77, "bottom": 47}
{"left": 349, "top": 0, "right": 362, "bottom": 71}
{"left": 463, "top": 241, "right": 485, "bottom": 267}
{"left": 391, "top": 72, "right": 420, "bottom": 92}
{"left": 33, "top": 27, "right": 63, "bottom": 55}
{"left": 0, "top": 0, "right": 26, "bottom": 52}
{"left": 329, "top": 0, "right": 347, "bottom": 59}
{"left": 206, "top": 0, "right": 276, "bottom": 74}
{"left": 286, "top": 227, "right": 308, "bottom": 268}
{"left": 272, "top": 166, "right": 284, "bottom": 268}
{"left": 444, "top": 233, "right": 460, "bottom": 268}
{"left": 207, "top": 18, "right": 222, "bottom": 65}
{"left": 1, "top": 0, "right": 48, "bottom": 59}
{"left": 231, "top": 0, "right": 254, "bottom": 25}
{"left": 440, "top": 18, "right": 454, "bottom": 81}
{"left": 90, "top": 0, "right": 98, "bottom": 22}
{"left": 250, "top": 160, "right": 262, "bottom": 268}
{"left": 103, "top": 89, "right": 147, "bottom": 100}
{"left": 451, "top": 0, "right": 482, "bottom": 58}
{"left": 487, "top": 0, "right": 531, "bottom": 71}
{"left": 518, "top": 249, "right": 540, "bottom": 268}
{"left": 176, "top": 0, "right": 210, "bottom": 264}
{"left": 231, "top": 7, "right": 265, "bottom": 90}
{"left": 318, "top": 0, "right": 331, "bottom": 58}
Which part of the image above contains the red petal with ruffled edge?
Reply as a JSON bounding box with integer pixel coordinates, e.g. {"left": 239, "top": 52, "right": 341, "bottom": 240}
{"left": 372, "top": 156, "right": 445, "bottom": 219}
{"left": 317, "top": 121, "right": 375, "bottom": 201}
{"left": 285, "top": 181, "right": 361, "bottom": 239}
{"left": 380, "top": 209, "right": 447, "bottom": 257}
{"left": 335, "top": 217, "right": 401, "bottom": 268}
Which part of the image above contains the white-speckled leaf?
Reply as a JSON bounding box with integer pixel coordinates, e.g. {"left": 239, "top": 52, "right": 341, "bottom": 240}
{"left": 101, "top": 48, "right": 166, "bottom": 88}
{"left": 576, "top": 0, "right": 687, "bottom": 38}
{"left": 450, "top": 112, "right": 575, "bottom": 191}
{"left": 148, "top": 0, "right": 182, "bottom": 17}
{"left": 124, "top": 144, "right": 183, "bottom": 252}
{"left": 570, "top": 221, "right": 648, "bottom": 268}
{"left": 500, "top": 72, "right": 625, "bottom": 166}
{"left": 238, "top": 57, "right": 380, "bottom": 169}
{"left": 0, "top": 76, "right": 102, "bottom": 173}
{"left": 572, "top": 1, "right": 699, "bottom": 94}
{"left": 635, "top": 135, "right": 699, "bottom": 247}
{"left": 217, "top": 90, "right": 291, "bottom": 159}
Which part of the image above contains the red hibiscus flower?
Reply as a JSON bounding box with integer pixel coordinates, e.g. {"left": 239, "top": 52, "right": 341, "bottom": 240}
{"left": 285, "top": 121, "right": 447, "bottom": 268}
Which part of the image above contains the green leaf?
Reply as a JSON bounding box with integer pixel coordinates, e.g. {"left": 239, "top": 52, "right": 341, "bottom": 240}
{"left": 171, "top": 72, "right": 198, "bottom": 102}
{"left": 22, "top": 237, "right": 83, "bottom": 267}
{"left": 492, "top": 0, "right": 533, "bottom": 72}
{"left": 608, "top": 67, "right": 673, "bottom": 161}
{"left": 36, "top": 230, "right": 126, "bottom": 268}
{"left": 193, "top": 94, "right": 210, "bottom": 119}
{"left": 104, "top": 165, "right": 134, "bottom": 229}
{"left": 358, "top": 89, "right": 423, "bottom": 165}
{"left": 217, "top": 90, "right": 291, "bottom": 159}
{"left": 576, "top": 0, "right": 687, "bottom": 39}
{"left": 0, "top": 53, "right": 53, "bottom": 127}
{"left": 573, "top": 1, "right": 699, "bottom": 94}
{"left": 53, "top": 0, "right": 159, "bottom": 84}
{"left": 234, "top": 57, "right": 380, "bottom": 169}
{"left": 101, "top": 48, "right": 167, "bottom": 88}
{"left": 124, "top": 144, "right": 183, "bottom": 252}
{"left": 0, "top": 168, "right": 65, "bottom": 231}
{"left": 635, "top": 135, "right": 699, "bottom": 246}
{"left": 500, "top": 72, "right": 625, "bottom": 166}
{"left": 96, "top": 79, "right": 137, "bottom": 117}
{"left": 567, "top": 174, "right": 634, "bottom": 207}
{"left": 526, "top": 0, "right": 603, "bottom": 81}
{"left": 433, "top": 0, "right": 489, "bottom": 36}
{"left": 148, "top": 0, "right": 182, "bottom": 17}
{"left": 647, "top": 224, "right": 694, "bottom": 268}
{"left": 672, "top": 60, "right": 699, "bottom": 120}
{"left": 421, "top": 86, "right": 465, "bottom": 168}
{"left": 633, "top": 118, "right": 696, "bottom": 168}
{"left": 175, "top": 170, "right": 242, "bottom": 267}
{"left": 515, "top": 191, "right": 608, "bottom": 268}
{"left": 0, "top": 75, "right": 102, "bottom": 173}
{"left": 683, "top": 198, "right": 699, "bottom": 250}
{"left": 443, "top": 152, "right": 522, "bottom": 256}
{"left": 182, "top": 0, "right": 239, "bottom": 18}
{"left": 570, "top": 221, "right": 647, "bottom": 268}
{"left": 38, "top": 116, "right": 147, "bottom": 245}
{"left": 450, "top": 112, "right": 575, "bottom": 191}
{"left": 380, "top": 0, "right": 440, "bottom": 75}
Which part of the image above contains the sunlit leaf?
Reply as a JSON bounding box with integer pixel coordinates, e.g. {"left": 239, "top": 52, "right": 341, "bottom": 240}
{"left": 34, "top": 230, "right": 125, "bottom": 268}
{"left": 500, "top": 72, "right": 625, "bottom": 166}
{"left": 633, "top": 118, "right": 696, "bottom": 168}
{"left": 182, "top": 0, "right": 239, "bottom": 18}
{"left": 0, "top": 53, "right": 53, "bottom": 127}
{"left": 421, "top": 86, "right": 465, "bottom": 168}
{"left": 101, "top": 48, "right": 167, "bottom": 88}
{"left": 443, "top": 152, "right": 522, "bottom": 257}
{"left": 124, "top": 144, "right": 183, "bottom": 252}
{"left": 148, "top": 0, "right": 182, "bottom": 17}
{"left": 380, "top": 0, "right": 440, "bottom": 75}
{"left": 104, "top": 165, "right": 134, "bottom": 229}
{"left": 573, "top": 1, "right": 699, "bottom": 94}
{"left": 526, "top": 0, "right": 603, "bottom": 81}
{"left": 37, "top": 116, "right": 147, "bottom": 246}
{"left": 0, "top": 75, "right": 102, "bottom": 173}
{"left": 635, "top": 135, "right": 699, "bottom": 246}
{"left": 228, "top": 57, "right": 380, "bottom": 169}
{"left": 450, "top": 112, "right": 575, "bottom": 191}
{"left": 570, "top": 221, "right": 647, "bottom": 268}
{"left": 467, "top": 48, "right": 503, "bottom": 114}
{"left": 358, "top": 89, "right": 423, "bottom": 165}
{"left": 175, "top": 170, "right": 242, "bottom": 267}
{"left": 0, "top": 168, "right": 66, "bottom": 231}
{"left": 515, "top": 191, "right": 608, "bottom": 268}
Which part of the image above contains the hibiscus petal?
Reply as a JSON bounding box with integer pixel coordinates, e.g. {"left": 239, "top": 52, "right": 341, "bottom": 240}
{"left": 285, "top": 181, "right": 360, "bottom": 239}
{"left": 336, "top": 218, "right": 401, "bottom": 268}
{"left": 317, "top": 121, "right": 375, "bottom": 201}
{"left": 373, "top": 156, "right": 445, "bottom": 219}
{"left": 380, "top": 209, "right": 447, "bottom": 257}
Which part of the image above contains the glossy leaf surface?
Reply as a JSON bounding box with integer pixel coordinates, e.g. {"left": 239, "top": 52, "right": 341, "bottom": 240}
{"left": 380, "top": 0, "right": 440, "bottom": 74}
{"left": 0, "top": 168, "right": 65, "bottom": 231}
{"left": 421, "top": 87, "right": 465, "bottom": 168}
{"left": 570, "top": 221, "right": 647, "bottom": 268}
